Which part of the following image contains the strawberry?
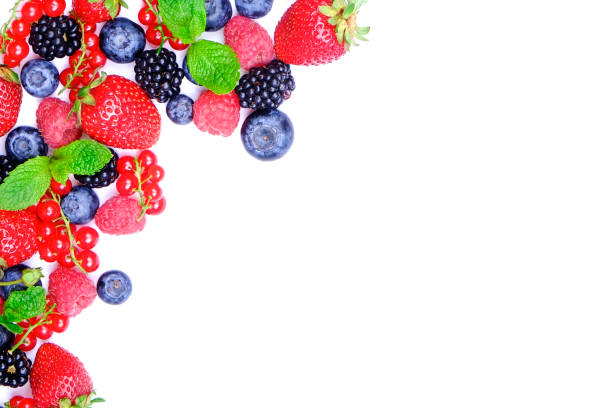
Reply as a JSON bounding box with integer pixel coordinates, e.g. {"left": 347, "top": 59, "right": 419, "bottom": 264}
{"left": 274, "top": 0, "right": 370, "bottom": 66}
{"left": 0, "top": 209, "right": 39, "bottom": 267}
{"left": 80, "top": 75, "right": 161, "bottom": 149}
{"left": 72, "top": 0, "right": 122, "bottom": 24}
{"left": 0, "top": 66, "right": 22, "bottom": 138}
{"left": 30, "top": 343, "right": 93, "bottom": 408}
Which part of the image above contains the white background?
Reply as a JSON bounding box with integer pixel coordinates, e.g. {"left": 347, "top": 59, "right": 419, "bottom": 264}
{"left": 2, "top": 0, "right": 612, "bottom": 407}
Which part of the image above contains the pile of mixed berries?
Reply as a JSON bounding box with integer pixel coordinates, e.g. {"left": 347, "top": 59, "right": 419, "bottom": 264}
{"left": 0, "top": 0, "right": 368, "bottom": 406}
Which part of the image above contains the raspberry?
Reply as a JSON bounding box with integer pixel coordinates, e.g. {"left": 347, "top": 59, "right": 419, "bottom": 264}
{"left": 48, "top": 267, "right": 96, "bottom": 317}
{"left": 95, "top": 196, "right": 146, "bottom": 235}
{"left": 224, "top": 16, "right": 275, "bottom": 70}
{"left": 193, "top": 91, "right": 240, "bottom": 137}
{"left": 36, "top": 97, "right": 82, "bottom": 148}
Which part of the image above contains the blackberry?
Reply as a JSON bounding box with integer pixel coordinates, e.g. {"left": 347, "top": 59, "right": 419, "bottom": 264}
{"left": 28, "top": 15, "right": 81, "bottom": 61}
{"left": 0, "top": 349, "right": 32, "bottom": 388}
{"left": 235, "top": 60, "right": 296, "bottom": 111}
{"left": 134, "top": 48, "right": 184, "bottom": 103}
{"left": 0, "top": 156, "right": 17, "bottom": 185}
{"left": 75, "top": 149, "right": 119, "bottom": 188}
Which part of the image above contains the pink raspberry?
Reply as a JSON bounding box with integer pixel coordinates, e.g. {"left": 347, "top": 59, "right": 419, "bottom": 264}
{"left": 95, "top": 196, "right": 146, "bottom": 235}
{"left": 193, "top": 91, "right": 240, "bottom": 137}
{"left": 225, "top": 16, "right": 275, "bottom": 70}
{"left": 36, "top": 97, "right": 82, "bottom": 148}
{"left": 48, "top": 266, "right": 96, "bottom": 317}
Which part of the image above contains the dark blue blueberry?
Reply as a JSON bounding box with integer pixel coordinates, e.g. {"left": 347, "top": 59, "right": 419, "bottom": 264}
{"left": 241, "top": 109, "right": 294, "bottom": 161}
{"left": 20, "top": 59, "right": 59, "bottom": 97}
{"left": 99, "top": 17, "right": 146, "bottom": 63}
{"left": 97, "top": 270, "right": 132, "bottom": 305}
{"left": 182, "top": 56, "right": 198, "bottom": 85}
{"left": 166, "top": 94, "right": 194, "bottom": 125}
{"left": 205, "top": 0, "right": 233, "bottom": 31}
{"left": 0, "top": 264, "right": 42, "bottom": 301}
{"left": 236, "top": 0, "right": 274, "bottom": 18}
{"left": 5, "top": 126, "right": 48, "bottom": 163}
{"left": 0, "top": 326, "right": 15, "bottom": 351}
{"left": 60, "top": 186, "right": 99, "bottom": 224}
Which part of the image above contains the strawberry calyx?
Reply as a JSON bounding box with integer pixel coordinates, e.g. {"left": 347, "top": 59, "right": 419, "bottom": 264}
{"left": 319, "top": 0, "right": 370, "bottom": 51}
{"left": 96, "top": 0, "right": 128, "bottom": 19}
{"left": 0, "top": 65, "right": 19, "bottom": 84}
{"left": 57, "top": 391, "right": 105, "bottom": 408}
{"left": 69, "top": 71, "right": 108, "bottom": 122}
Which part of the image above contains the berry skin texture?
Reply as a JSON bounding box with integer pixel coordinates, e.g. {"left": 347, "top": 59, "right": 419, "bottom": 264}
{"left": 30, "top": 343, "right": 93, "bottom": 408}
{"left": 48, "top": 267, "right": 97, "bottom": 317}
{"left": 74, "top": 148, "right": 119, "bottom": 188}
{"left": 236, "top": 0, "right": 274, "bottom": 19}
{"left": 224, "top": 16, "right": 275, "bottom": 70}
{"left": 81, "top": 75, "right": 161, "bottom": 149}
{"left": 241, "top": 109, "right": 294, "bottom": 161}
{"left": 95, "top": 196, "right": 146, "bottom": 235}
{"left": 36, "top": 97, "right": 82, "bottom": 148}
{"left": 236, "top": 60, "right": 296, "bottom": 110}
{"left": 0, "top": 67, "right": 22, "bottom": 138}
{"left": 20, "top": 59, "right": 59, "bottom": 98}
{"left": 0, "top": 210, "right": 39, "bottom": 267}
{"left": 134, "top": 48, "right": 184, "bottom": 103}
{"left": 5, "top": 126, "right": 48, "bottom": 163}
{"left": 73, "top": 0, "right": 120, "bottom": 24}
{"left": 166, "top": 94, "right": 194, "bottom": 125}
{"left": 0, "top": 348, "right": 32, "bottom": 388}
{"left": 99, "top": 17, "right": 146, "bottom": 64}
{"left": 193, "top": 91, "right": 240, "bottom": 137}
{"left": 204, "top": 0, "right": 233, "bottom": 32}
{"left": 29, "top": 15, "right": 81, "bottom": 61}
{"left": 274, "top": 0, "right": 346, "bottom": 66}
{"left": 61, "top": 186, "right": 100, "bottom": 225}
{"left": 0, "top": 324, "right": 15, "bottom": 351}
{"left": 97, "top": 270, "right": 132, "bottom": 305}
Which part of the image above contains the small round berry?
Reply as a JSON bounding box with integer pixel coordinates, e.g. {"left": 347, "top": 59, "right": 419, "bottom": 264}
{"left": 39, "top": 242, "right": 57, "bottom": 262}
{"left": 84, "top": 32, "right": 99, "bottom": 49}
{"left": 33, "top": 322, "right": 52, "bottom": 340}
{"left": 16, "top": 398, "right": 35, "bottom": 408}
{"left": 20, "top": 2, "right": 43, "bottom": 23}
{"left": 48, "top": 235, "right": 69, "bottom": 254}
{"left": 43, "top": 0, "right": 66, "bottom": 17}
{"left": 2, "top": 54, "right": 19, "bottom": 68}
{"left": 83, "top": 21, "right": 97, "bottom": 33}
{"left": 137, "top": 150, "right": 157, "bottom": 169}
{"left": 48, "top": 313, "right": 69, "bottom": 333}
{"left": 169, "top": 37, "right": 189, "bottom": 50}
{"left": 38, "top": 220, "right": 56, "bottom": 240}
{"left": 15, "top": 331, "right": 37, "bottom": 352}
{"left": 88, "top": 49, "right": 106, "bottom": 68}
{"left": 116, "top": 173, "right": 139, "bottom": 196}
{"left": 10, "top": 396, "right": 23, "bottom": 408}
{"left": 117, "top": 156, "right": 135, "bottom": 174}
{"left": 146, "top": 196, "right": 166, "bottom": 215}
{"left": 145, "top": 25, "right": 163, "bottom": 46}
{"left": 6, "top": 39, "right": 29, "bottom": 61}
{"left": 56, "top": 222, "right": 77, "bottom": 238}
{"left": 97, "top": 270, "right": 132, "bottom": 304}
{"left": 142, "top": 182, "right": 162, "bottom": 202}
{"left": 37, "top": 200, "right": 61, "bottom": 221}
{"left": 76, "top": 250, "right": 99, "bottom": 272}
{"left": 143, "top": 164, "right": 165, "bottom": 183}
{"left": 59, "top": 68, "right": 73, "bottom": 87}
{"left": 138, "top": 7, "right": 156, "bottom": 25}
{"left": 57, "top": 252, "right": 76, "bottom": 268}
{"left": 75, "top": 226, "right": 99, "bottom": 250}
{"left": 50, "top": 178, "right": 72, "bottom": 195}
{"left": 10, "top": 19, "right": 30, "bottom": 38}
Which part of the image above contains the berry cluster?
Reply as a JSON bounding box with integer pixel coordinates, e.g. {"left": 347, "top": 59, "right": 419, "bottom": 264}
{"left": 116, "top": 150, "right": 166, "bottom": 217}
{"left": 14, "top": 297, "right": 68, "bottom": 353}
{"left": 236, "top": 60, "right": 296, "bottom": 110}
{"left": 134, "top": 48, "right": 184, "bottom": 103}
{"left": 28, "top": 15, "right": 80, "bottom": 61}
{"left": 138, "top": 0, "right": 188, "bottom": 51}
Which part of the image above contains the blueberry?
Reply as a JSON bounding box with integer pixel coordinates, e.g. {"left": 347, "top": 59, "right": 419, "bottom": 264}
{"left": 236, "top": 0, "right": 274, "bottom": 18}
{"left": 99, "top": 17, "right": 146, "bottom": 63}
{"left": 60, "top": 186, "right": 99, "bottom": 224}
{"left": 205, "top": 0, "right": 233, "bottom": 31}
{"left": 241, "top": 109, "right": 294, "bottom": 161}
{"left": 166, "top": 94, "right": 194, "bottom": 125}
{"left": 0, "top": 264, "right": 42, "bottom": 301}
{"left": 20, "top": 59, "right": 59, "bottom": 97}
{"left": 0, "top": 326, "right": 15, "bottom": 351}
{"left": 97, "top": 270, "right": 132, "bottom": 305}
{"left": 182, "top": 56, "right": 198, "bottom": 85}
{"left": 6, "top": 126, "right": 48, "bottom": 163}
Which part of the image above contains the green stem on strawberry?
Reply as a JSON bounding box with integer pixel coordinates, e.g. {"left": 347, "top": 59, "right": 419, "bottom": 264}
{"left": 132, "top": 158, "right": 152, "bottom": 220}
{"left": 10, "top": 303, "right": 55, "bottom": 353}
{"left": 143, "top": 0, "right": 170, "bottom": 54}
{"left": 68, "top": 71, "right": 107, "bottom": 123}
{"left": 319, "top": 0, "right": 370, "bottom": 51}
{"left": 50, "top": 191, "right": 89, "bottom": 275}
{"left": 59, "top": 16, "right": 90, "bottom": 95}
{"left": 59, "top": 391, "right": 105, "bottom": 408}
{"left": 0, "top": 0, "right": 25, "bottom": 53}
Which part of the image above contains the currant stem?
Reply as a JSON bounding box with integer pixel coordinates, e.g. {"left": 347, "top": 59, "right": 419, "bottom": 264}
{"left": 0, "top": 0, "right": 24, "bottom": 54}
{"left": 50, "top": 191, "right": 88, "bottom": 275}
{"left": 59, "top": 16, "right": 90, "bottom": 95}
{"left": 143, "top": 0, "right": 169, "bottom": 53}
{"left": 132, "top": 158, "right": 151, "bottom": 220}
{"left": 10, "top": 303, "right": 55, "bottom": 353}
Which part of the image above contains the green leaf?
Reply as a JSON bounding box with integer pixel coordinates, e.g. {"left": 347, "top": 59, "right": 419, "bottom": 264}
{"left": 3, "top": 286, "right": 46, "bottom": 322}
{"left": 0, "top": 156, "right": 51, "bottom": 211}
{"left": 319, "top": 5, "right": 338, "bottom": 17}
{"left": 158, "top": 0, "right": 206, "bottom": 44}
{"left": 102, "top": 0, "right": 120, "bottom": 18}
{"left": 187, "top": 40, "right": 240, "bottom": 94}
{"left": 0, "top": 316, "right": 23, "bottom": 335}
{"left": 50, "top": 140, "right": 113, "bottom": 182}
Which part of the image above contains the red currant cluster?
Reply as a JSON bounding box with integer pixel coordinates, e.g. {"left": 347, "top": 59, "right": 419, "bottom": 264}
{"left": 116, "top": 150, "right": 166, "bottom": 216}
{"left": 7, "top": 395, "right": 35, "bottom": 408}
{"left": 139, "top": 0, "right": 188, "bottom": 51}
{"left": 14, "top": 296, "right": 69, "bottom": 353}
{"left": 34, "top": 180, "right": 100, "bottom": 274}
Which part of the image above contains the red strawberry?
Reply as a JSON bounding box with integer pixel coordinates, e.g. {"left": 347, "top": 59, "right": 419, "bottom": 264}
{"left": 72, "top": 0, "right": 121, "bottom": 24}
{"left": 30, "top": 343, "right": 93, "bottom": 408}
{"left": 0, "top": 66, "right": 22, "bottom": 137}
{"left": 0, "top": 210, "right": 39, "bottom": 267}
{"left": 80, "top": 75, "right": 161, "bottom": 149}
{"left": 274, "top": 0, "right": 370, "bottom": 66}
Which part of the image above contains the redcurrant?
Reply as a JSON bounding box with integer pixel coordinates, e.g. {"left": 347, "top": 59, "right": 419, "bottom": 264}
{"left": 50, "top": 178, "right": 72, "bottom": 195}
{"left": 146, "top": 25, "right": 163, "bottom": 46}
{"left": 143, "top": 164, "right": 165, "bottom": 183}
{"left": 33, "top": 322, "right": 53, "bottom": 340}
{"left": 84, "top": 32, "right": 99, "bottom": 49}
{"left": 117, "top": 156, "right": 135, "bottom": 174}
{"left": 169, "top": 37, "right": 189, "bottom": 51}
{"left": 37, "top": 200, "right": 61, "bottom": 221}
{"left": 6, "top": 38, "right": 29, "bottom": 61}
{"left": 75, "top": 226, "right": 99, "bottom": 250}
{"left": 16, "top": 399, "right": 35, "bottom": 408}
{"left": 138, "top": 7, "right": 157, "bottom": 26}
{"left": 39, "top": 242, "right": 57, "bottom": 262}
{"left": 20, "top": 2, "right": 43, "bottom": 23}
{"left": 116, "top": 173, "right": 139, "bottom": 196}
{"left": 57, "top": 252, "right": 76, "bottom": 268}
{"left": 48, "top": 235, "right": 70, "bottom": 254}
{"left": 76, "top": 250, "right": 99, "bottom": 272}
{"left": 10, "top": 19, "right": 30, "bottom": 38}
{"left": 146, "top": 196, "right": 166, "bottom": 215}
{"left": 43, "top": 0, "right": 66, "bottom": 17}
{"left": 15, "top": 331, "right": 37, "bottom": 352}
{"left": 9, "top": 396, "right": 23, "bottom": 408}
{"left": 142, "top": 182, "right": 162, "bottom": 202}
{"left": 49, "top": 313, "right": 69, "bottom": 333}
{"left": 138, "top": 150, "right": 157, "bottom": 169}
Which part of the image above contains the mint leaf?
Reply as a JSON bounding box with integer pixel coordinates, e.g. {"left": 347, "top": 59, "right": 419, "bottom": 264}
{"left": 0, "top": 156, "right": 51, "bottom": 211}
{"left": 0, "top": 316, "right": 23, "bottom": 335}
{"left": 159, "top": 0, "right": 206, "bottom": 44}
{"left": 3, "top": 286, "right": 46, "bottom": 323}
{"left": 187, "top": 40, "right": 240, "bottom": 94}
{"left": 50, "top": 140, "right": 113, "bottom": 183}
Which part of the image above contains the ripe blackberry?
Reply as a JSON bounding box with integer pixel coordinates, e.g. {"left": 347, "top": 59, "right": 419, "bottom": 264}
{"left": 0, "top": 155, "right": 17, "bottom": 185}
{"left": 235, "top": 60, "right": 296, "bottom": 110}
{"left": 29, "top": 15, "right": 81, "bottom": 61}
{"left": 75, "top": 148, "right": 119, "bottom": 188}
{"left": 134, "top": 48, "right": 184, "bottom": 103}
{"left": 0, "top": 349, "right": 32, "bottom": 388}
